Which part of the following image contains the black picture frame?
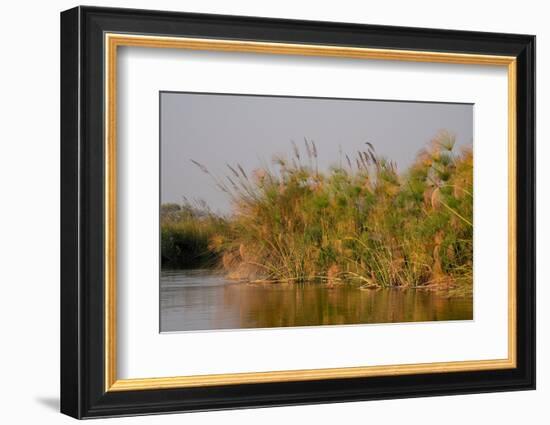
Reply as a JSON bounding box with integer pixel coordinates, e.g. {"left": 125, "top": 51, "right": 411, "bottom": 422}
{"left": 61, "top": 5, "right": 535, "bottom": 419}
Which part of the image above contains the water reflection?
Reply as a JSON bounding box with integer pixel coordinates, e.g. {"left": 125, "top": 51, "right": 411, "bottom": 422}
{"left": 160, "top": 269, "right": 473, "bottom": 332}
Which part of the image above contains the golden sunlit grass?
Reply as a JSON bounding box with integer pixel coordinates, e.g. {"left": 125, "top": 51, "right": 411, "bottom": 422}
{"left": 162, "top": 131, "right": 473, "bottom": 296}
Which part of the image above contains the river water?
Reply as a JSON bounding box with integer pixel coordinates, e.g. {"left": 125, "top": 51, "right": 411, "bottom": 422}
{"left": 160, "top": 269, "right": 472, "bottom": 332}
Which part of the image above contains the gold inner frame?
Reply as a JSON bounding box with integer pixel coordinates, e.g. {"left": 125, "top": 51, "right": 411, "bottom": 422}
{"left": 104, "top": 33, "right": 517, "bottom": 392}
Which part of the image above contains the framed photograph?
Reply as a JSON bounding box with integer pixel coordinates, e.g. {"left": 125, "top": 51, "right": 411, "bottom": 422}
{"left": 60, "top": 6, "right": 535, "bottom": 419}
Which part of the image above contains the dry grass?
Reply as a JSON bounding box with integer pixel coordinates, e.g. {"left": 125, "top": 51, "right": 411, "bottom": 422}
{"left": 164, "top": 131, "right": 473, "bottom": 295}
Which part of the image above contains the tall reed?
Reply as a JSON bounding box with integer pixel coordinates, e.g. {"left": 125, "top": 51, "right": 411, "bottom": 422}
{"left": 173, "top": 131, "right": 472, "bottom": 294}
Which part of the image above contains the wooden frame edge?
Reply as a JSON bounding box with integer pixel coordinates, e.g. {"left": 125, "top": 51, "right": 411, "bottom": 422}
{"left": 104, "top": 33, "right": 518, "bottom": 392}
{"left": 108, "top": 358, "right": 516, "bottom": 391}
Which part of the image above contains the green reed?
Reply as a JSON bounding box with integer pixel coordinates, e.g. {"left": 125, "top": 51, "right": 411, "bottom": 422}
{"left": 165, "top": 131, "right": 473, "bottom": 295}
{"left": 160, "top": 201, "right": 227, "bottom": 269}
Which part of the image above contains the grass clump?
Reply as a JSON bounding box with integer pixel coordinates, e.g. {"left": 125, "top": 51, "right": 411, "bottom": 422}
{"left": 165, "top": 131, "right": 473, "bottom": 295}
{"left": 160, "top": 201, "right": 227, "bottom": 269}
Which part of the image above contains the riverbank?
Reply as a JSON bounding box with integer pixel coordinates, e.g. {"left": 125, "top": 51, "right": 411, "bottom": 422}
{"left": 162, "top": 133, "right": 473, "bottom": 296}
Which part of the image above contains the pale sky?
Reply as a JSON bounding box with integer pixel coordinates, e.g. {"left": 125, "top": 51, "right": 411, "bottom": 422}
{"left": 161, "top": 92, "right": 473, "bottom": 215}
